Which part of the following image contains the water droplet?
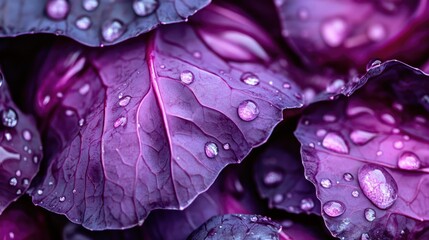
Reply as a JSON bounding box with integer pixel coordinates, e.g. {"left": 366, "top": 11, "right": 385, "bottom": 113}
{"left": 326, "top": 79, "right": 345, "bottom": 93}
{"left": 222, "top": 143, "right": 230, "bottom": 150}
{"left": 350, "top": 130, "right": 376, "bottom": 145}
{"left": 361, "top": 233, "right": 370, "bottom": 240}
{"left": 367, "top": 23, "right": 386, "bottom": 42}
{"left": 240, "top": 72, "right": 260, "bottom": 86}
{"left": 397, "top": 152, "right": 421, "bottom": 170}
{"left": 323, "top": 114, "right": 336, "bottom": 122}
{"left": 46, "top": 0, "right": 70, "bottom": 20}
{"left": 323, "top": 200, "right": 345, "bottom": 217}
{"left": 347, "top": 106, "right": 374, "bottom": 116}
{"left": 1, "top": 108, "right": 18, "bottom": 128}
{"left": 114, "top": 116, "right": 127, "bottom": 128}
{"left": 48, "top": 181, "right": 54, "bottom": 186}
{"left": 15, "top": 170, "right": 21, "bottom": 177}
{"left": 250, "top": 216, "right": 258, "bottom": 222}
{"left": 180, "top": 70, "right": 194, "bottom": 85}
{"left": 343, "top": 173, "right": 354, "bottom": 182}
{"left": 102, "top": 20, "right": 125, "bottom": 42}
{"left": 118, "top": 96, "right": 131, "bottom": 107}
{"left": 78, "top": 84, "right": 90, "bottom": 95}
{"left": 358, "top": 164, "right": 398, "bottom": 209}
{"left": 133, "top": 0, "right": 159, "bottom": 16}
{"left": 309, "top": 142, "right": 315, "bottom": 148}
{"left": 59, "top": 196, "right": 66, "bottom": 202}
{"left": 65, "top": 110, "right": 74, "bottom": 116}
{"left": 9, "top": 177, "right": 17, "bottom": 186}
{"left": 42, "top": 95, "right": 51, "bottom": 105}
{"left": 22, "top": 130, "right": 32, "bottom": 141}
{"left": 300, "top": 198, "right": 314, "bottom": 211}
{"left": 393, "top": 140, "right": 404, "bottom": 149}
{"left": 282, "top": 82, "right": 291, "bottom": 89}
{"left": 37, "top": 189, "right": 43, "bottom": 195}
{"left": 364, "top": 208, "right": 376, "bottom": 222}
{"left": 33, "top": 156, "right": 39, "bottom": 164}
{"left": 321, "top": 18, "right": 347, "bottom": 47}
{"left": 82, "top": 0, "right": 98, "bottom": 11}
{"left": 22, "top": 178, "right": 29, "bottom": 186}
{"left": 76, "top": 16, "right": 91, "bottom": 30}
{"left": 263, "top": 171, "right": 284, "bottom": 186}
{"left": 322, "top": 132, "right": 349, "bottom": 154}
{"left": 4, "top": 132, "right": 12, "bottom": 141}
{"left": 320, "top": 178, "right": 332, "bottom": 188}
{"left": 237, "top": 100, "right": 259, "bottom": 121}
{"left": 376, "top": 150, "right": 383, "bottom": 156}
{"left": 352, "top": 190, "right": 360, "bottom": 197}
{"left": 273, "top": 193, "right": 284, "bottom": 203}
{"left": 366, "top": 59, "right": 382, "bottom": 71}
{"left": 193, "top": 51, "right": 201, "bottom": 58}
{"left": 78, "top": 118, "right": 85, "bottom": 126}
{"left": 204, "top": 142, "right": 218, "bottom": 158}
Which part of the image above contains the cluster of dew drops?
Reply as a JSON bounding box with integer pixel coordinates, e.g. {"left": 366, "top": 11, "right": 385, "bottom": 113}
{"left": 0, "top": 78, "right": 38, "bottom": 198}
{"left": 45, "top": 0, "right": 160, "bottom": 43}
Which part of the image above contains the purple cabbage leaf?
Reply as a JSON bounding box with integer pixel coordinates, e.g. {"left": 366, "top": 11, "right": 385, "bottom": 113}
{"left": 295, "top": 60, "right": 429, "bottom": 239}
{"left": 187, "top": 214, "right": 281, "bottom": 240}
{"left": 29, "top": 4, "right": 304, "bottom": 230}
{"left": 0, "top": 72, "right": 42, "bottom": 214}
{"left": 0, "top": 0, "right": 210, "bottom": 47}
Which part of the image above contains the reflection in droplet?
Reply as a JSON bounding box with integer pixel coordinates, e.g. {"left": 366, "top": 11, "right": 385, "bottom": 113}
{"left": 180, "top": 70, "right": 194, "bottom": 85}
{"left": 364, "top": 208, "right": 376, "bottom": 222}
{"left": 343, "top": 173, "right": 354, "bottom": 182}
{"left": 205, "top": 142, "right": 219, "bottom": 158}
{"left": 102, "top": 20, "right": 125, "bottom": 42}
{"left": 320, "top": 178, "right": 332, "bottom": 188}
{"left": 46, "top": 0, "right": 70, "bottom": 20}
{"left": 350, "top": 130, "right": 376, "bottom": 145}
{"left": 78, "top": 118, "right": 85, "bottom": 126}
{"left": 133, "top": 0, "right": 159, "bottom": 17}
{"left": 323, "top": 200, "right": 345, "bottom": 217}
{"left": 237, "top": 100, "right": 259, "bottom": 121}
{"left": 398, "top": 152, "right": 421, "bottom": 170}
{"left": 114, "top": 116, "right": 127, "bottom": 128}
{"left": 322, "top": 132, "right": 349, "bottom": 154}
{"left": 1, "top": 108, "right": 18, "bottom": 128}
{"left": 82, "top": 0, "right": 99, "bottom": 11}
{"left": 321, "top": 18, "right": 347, "bottom": 47}
{"left": 76, "top": 16, "right": 92, "bottom": 30}
{"left": 240, "top": 72, "right": 260, "bottom": 86}
{"left": 358, "top": 164, "right": 398, "bottom": 209}
{"left": 118, "top": 96, "right": 131, "bottom": 107}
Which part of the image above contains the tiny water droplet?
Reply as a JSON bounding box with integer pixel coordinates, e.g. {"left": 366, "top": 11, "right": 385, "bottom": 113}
{"left": 46, "top": 0, "right": 70, "bottom": 20}
{"left": 364, "top": 208, "right": 376, "bottom": 222}
{"left": 37, "top": 189, "right": 43, "bottom": 195}
{"left": 76, "top": 16, "right": 91, "bottom": 30}
{"left": 343, "top": 173, "right": 354, "bottom": 182}
{"left": 118, "top": 96, "right": 131, "bottom": 107}
{"left": 321, "top": 18, "right": 347, "bottom": 47}
{"left": 237, "top": 100, "right": 259, "bottom": 121}
{"left": 1, "top": 108, "right": 18, "bottom": 128}
{"left": 16, "top": 189, "right": 21, "bottom": 195}
{"left": 361, "top": 233, "right": 370, "bottom": 240}
{"left": 15, "top": 170, "right": 21, "bottom": 177}
{"left": 72, "top": 189, "right": 77, "bottom": 193}
{"left": 133, "top": 0, "right": 159, "bottom": 16}
{"left": 282, "top": 82, "right": 291, "bottom": 89}
{"left": 376, "top": 150, "right": 383, "bottom": 156}
{"left": 65, "top": 109, "right": 74, "bottom": 116}
{"left": 322, "top": 132, "right": 349, "bottom": 154}
{"left": 22, "top": 130, "right": 32, "bottom": 141}
{"left": 316, "top": 129, "right": 327, "bottom": 137}
{"left": 82, "top": 0, "right": 99, "bottom": 11}
{"left": 352, "top": 190, "right": 360, "bottom": 198}
{"left": 33, "top": 156, "right": 39, "bottom": 164}
{"left": 204, "top": 142, "right": 218, "bottom": 158}
{"left": 222, "top": 143, "right": 230, "bottom": 150}
{"left": 300, "top": 198, "right": 314, "bottom": 211}
{"left": 250, "top": 216, "right": 257, "bottom": 222}
{"left": 397, "top": 152, "right": 421, "bottom": 170}
{"left": 323, "top": 114, "right": 336, "bottom": 122}
{"left": 180, "top": 70, "right": 194, "bottom": 85}
{"left": 59, "top": 196, "right": 66, "bottom": 202}
{"left": 309, "top": 142, "right": 315, "bottom": 148}
{"left": 273, "top": 194, "right": 284, "bottom": 203}
{"left": 193, "top": 51, "right": 201, "bottom": 58}
{"left": 42, "top": 95, "right": 51, "bottom": 105}
{"left": 323, "top": 200, "right": 345, "bottom": 217}
{"left": 320, "top": 178, "right": 332, "bottom": 188}
{"left": 326, "top": 79, "right": 345, "bottom": 93}
{"left": 4, "top": 132, "right": 12, "bottom": 141}
{"left": 350, "top": 130, "right": 376, "bottom": 145}
{"left": 358, "top": 164, "right": 398, "bottom": 209}
{"left": 102, "top": 20, "right": 125, "bottom": 42}
{"left": 9, "top": 177, "right": 17, "bottom": 186}
{"left": 78, "top": 118, "right": 85, "bottom": 126}
{"left": 366, "top": 59, "right": 382, "bottom": 71}
{"left": 22, "top": 178, "right": 29, "bottom": 186}
{"left": 240, "top": 72, "right": 260, "bottom": 86}
{"left": 114, "top": 116, "right": 127, "bottom": 128}
{"left": 263, "top": 171, "right": 284, "bottom": 186}
{"left": 393, "top": 140, "right": 404, "bottom": 149}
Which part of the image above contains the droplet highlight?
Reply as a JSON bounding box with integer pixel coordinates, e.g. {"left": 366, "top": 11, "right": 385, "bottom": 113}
{"left": 237, "top": 100, "right": 259, "bottom": 122}
{"left": 322, "top": 132, "right": 349, "bottom": 154}
{"left": 76, "top": 16, "right": 92, "bottom": 30}
{"left": 118, "top": 96, "right": 131, "bottom": 107}
{"left": 320, "top": 178, "right": 332, "bottom": 188}
{"left": 240, "top": 72, "right": 260, "bottom": 86}
{"left": 323, "top": 200, "right": 345, "bottom": 217}
{"left": 397, "top": 152, "right": 421, "bottom": 170}
{"left": 300, "top": 198, "right": 315, "bottom": 211}
{"left": 343, "top": 173, "right": 354, "bottom": 182}
{"left": 364, "top": 208, "right": 376, "bottom": 222}
{"left": 204, "top": 142, "right": 219, "bottom": 158}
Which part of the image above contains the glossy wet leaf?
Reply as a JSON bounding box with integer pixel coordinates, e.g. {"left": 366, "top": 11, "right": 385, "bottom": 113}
{"left": 0, "top": 0, "right": 210, "bottom": 46}
{"left": 29, "top": 5, "right": 303, "bottom": 230}
{"left": 295, "top": 61, "right": 429, "bottom": 239}
{"left": 0, "top": 73, "right": 42, "bottom": 214}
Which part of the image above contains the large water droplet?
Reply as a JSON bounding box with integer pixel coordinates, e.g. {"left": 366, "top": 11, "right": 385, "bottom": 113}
{"left": 133, "top": 0, "right": 159, "bottom": 16}
{"left": 364, "top": 208, "right": 376, "bottom": 222}
{"left": 343, "top": 173, "right": 354, "bottom": 182}
{"left": 323, "top": 200, "right": 345, "bottom": 217}
{"left": 82, "top": 0, "right": 99, "bottom": 11}
{"left": 102, "top": 20, "right": 125, "bottom": 42}
{"left": 76, "top": 16, "right": 92, "bottom": 30}
{"left": 322, "top": 132, "right": 349, "bottom": 154}
{"left": 358, "top": 164, "right": 398, "bottom": 209}
{"left": 204, "top": 142, "right": 219, "bottom": 158}
{"left": 240, "top": 72, "right": 260, "bottom": 86}
{"left": 320, "top": 178, "right": 332, "bottom": 188}
{"left": 46, "top": 0, "right": 70, "bottom": 20}
{"left": 397, "top": 152, "right": 421, "bottom": 170}
{"left": 9, "top": 177, "right": 17, "bottom": 186}
{"left": 114, "top": 116, "right": 127, "bottom": 128}
{"left": 237, "top": 100, "right": 259, "bottom": 121}
{"left": 350, "top": 130, "right": 376, "bottom": 145}
{"left": 263, "top": 170, "right": 284, "bottom": 186}
{"left": 118, "top": 96, "right": 131, "bottom": 107}
{"left": 321, "top": 18, "right": 347, "bottom": 47}
{"left": 300, "top": 198, "right": 314, "bottom": 211}
{"left": 180, "top": 70, "right": 194, "bottom": 85}
{"left": 1, "top": 108, "right": 18, "bottom": 128}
